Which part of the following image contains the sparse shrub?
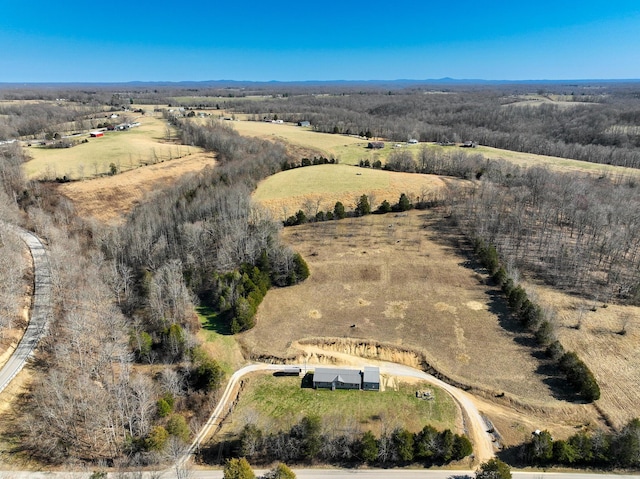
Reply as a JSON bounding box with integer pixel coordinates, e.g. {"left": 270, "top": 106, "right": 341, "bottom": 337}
{"left": 145, "top": 426, "right": 169, "bottom": 451}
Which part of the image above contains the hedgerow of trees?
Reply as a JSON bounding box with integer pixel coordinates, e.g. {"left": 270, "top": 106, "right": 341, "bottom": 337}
{"left": 521, "top": 418, "right": 640, "bottom": 469}
{"left": 212, "top": 415, "right": 472, "bottom": 467}
{"left": 473, "top": 239, "right": 600, "bottom": 401}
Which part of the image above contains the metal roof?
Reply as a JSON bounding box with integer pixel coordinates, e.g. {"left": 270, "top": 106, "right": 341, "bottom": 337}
{"left": 363, "top": 366, "right": 380, "bottom": 384}
{"left": 313, "top": 367, "right": 362, "bottom": 384}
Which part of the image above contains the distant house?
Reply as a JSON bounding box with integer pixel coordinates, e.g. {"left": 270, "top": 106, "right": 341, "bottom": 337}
{"left": 362, "top": 367, "right": 380, "bottom": 391}
{"left": 367, "top": 141, "right": 385, "bottom": 149}
{"left": 90, "top": 131, "right": 104, "bottom": 138}
{"left": 298, "top": 121, "right": 311, "bottom": 127}
{"left": 313, "top": 367, "right": 362, "bottom": 390}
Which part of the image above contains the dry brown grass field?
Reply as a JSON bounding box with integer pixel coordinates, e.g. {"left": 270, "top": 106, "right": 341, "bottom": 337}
{"left": 239, "top": 211, "right": 604, "bottom": 440}
{"left": 57, "top": 151, "right": 215, "bottom": 224}
{"left": 524, "top": 284, "right": 640, "bottom": 430}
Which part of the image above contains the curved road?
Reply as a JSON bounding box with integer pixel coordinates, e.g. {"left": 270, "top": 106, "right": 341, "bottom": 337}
{"left": 0, "top": 224, "right": 52, "bottom": 394}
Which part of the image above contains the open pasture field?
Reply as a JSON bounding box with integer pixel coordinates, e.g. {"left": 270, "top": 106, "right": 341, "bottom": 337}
{"left": 229, "top": 118, "right": 640, "bottom": 178}
{"left": 216, "top": 374, "right": 459, "bottom": 439}
{"left": 253, "top": 164, "right": 453, "bottom": 220}
{"left": 23, "top": 116, "right": 188, "bottom": 180}
{"left": 230, "top": 120, "right": 369, "bottom": 163}
{"left": 474, "top": 144, "right": 640, "bottom": 177}
{"left": 241, "top": 211, "right": 595, "bottom": 417}
{"left": 57, "top": 150, "right": 215, "bottom": 224}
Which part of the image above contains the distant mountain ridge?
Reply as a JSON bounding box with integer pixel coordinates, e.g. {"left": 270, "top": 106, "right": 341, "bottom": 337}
{"left": 1, "top": 78, "right": 639, "bottom": 90}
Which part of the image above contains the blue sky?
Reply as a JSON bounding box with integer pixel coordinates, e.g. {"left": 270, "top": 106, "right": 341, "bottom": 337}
{"left": 1, "top": 0, "right": 639, "bottom": 82}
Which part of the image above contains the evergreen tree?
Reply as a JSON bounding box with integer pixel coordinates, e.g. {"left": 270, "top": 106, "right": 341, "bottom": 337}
{"left": 476, "top": 458, "right": 512, "bottom": 479}
{"left": 223, "top": 457, "right": 256, "bottom": 479}
{"left": 358, "top": 430, "right": 379, "bottom": 463}
{"left": 378, "top": 199, "right": 392, "bottom": 213}
{"left": 397, "top": 193, "right": 412, "bottom": 211}
{"left": 356, "top": 194, "right": 371, "bottom": 216}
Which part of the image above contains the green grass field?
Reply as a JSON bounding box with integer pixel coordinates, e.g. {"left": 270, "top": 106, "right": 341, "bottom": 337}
{"left": 23, "top": 116, "right": 193, "bottom": 180}
{"left": 253, "top": 163, "right": 391, "bottom": 200}
{"left": 229, "top": 120, "right": 366, "bottom": 162}
{"left": 197, "top": 305, "right": 245, "bottom": 376}
{"left": 252, "top": 163, "right": 450, "bottom": 220}
{"left": 223, "top": 374, "right": 458, "bottom": 436}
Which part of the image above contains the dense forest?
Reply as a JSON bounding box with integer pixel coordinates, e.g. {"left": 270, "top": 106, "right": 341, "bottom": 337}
{"left": 0, "top": 98, "right": 309, "bottom": 465}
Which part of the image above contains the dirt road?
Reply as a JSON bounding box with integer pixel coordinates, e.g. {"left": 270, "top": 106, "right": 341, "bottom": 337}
{"left": 183, "top": 352, "right": 495, "bottom": 469}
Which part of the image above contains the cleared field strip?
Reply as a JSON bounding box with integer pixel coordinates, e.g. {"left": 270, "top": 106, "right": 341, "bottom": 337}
{"left": 230, "top": 119, "right": 640, "bottom": 177}
{"left": 58, "top": 151, "right": 215, "bottom": 224}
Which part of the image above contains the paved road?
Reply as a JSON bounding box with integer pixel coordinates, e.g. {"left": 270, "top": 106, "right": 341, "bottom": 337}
{"left": 1, "top": 468, "right": 640, "bottom": 478}
{"left": 0, "top": 225, "right": 52, "bottom": 394}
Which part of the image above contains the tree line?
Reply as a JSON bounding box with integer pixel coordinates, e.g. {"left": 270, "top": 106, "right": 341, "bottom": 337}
{"left": 211, "top": 415, "right": 472, "bottom": 467}
{"left": 473, "top": 239, "right": 600, "bottom": 402}
{"left": 520, "top": 418, "right": 640, "bottom": 469}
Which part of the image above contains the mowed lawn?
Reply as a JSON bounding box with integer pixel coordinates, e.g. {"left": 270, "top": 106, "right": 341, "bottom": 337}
{"left": 196, "top": 305, "right": 245, "bottom": 376}
{"left": 24, "top": 116, "right": 192, "bottom": 180}
{"left": 253, "top": 163, "right": 454, "bottom": 220}
{"left": 217, "top": 374, "right": 459, "bottom": 438}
